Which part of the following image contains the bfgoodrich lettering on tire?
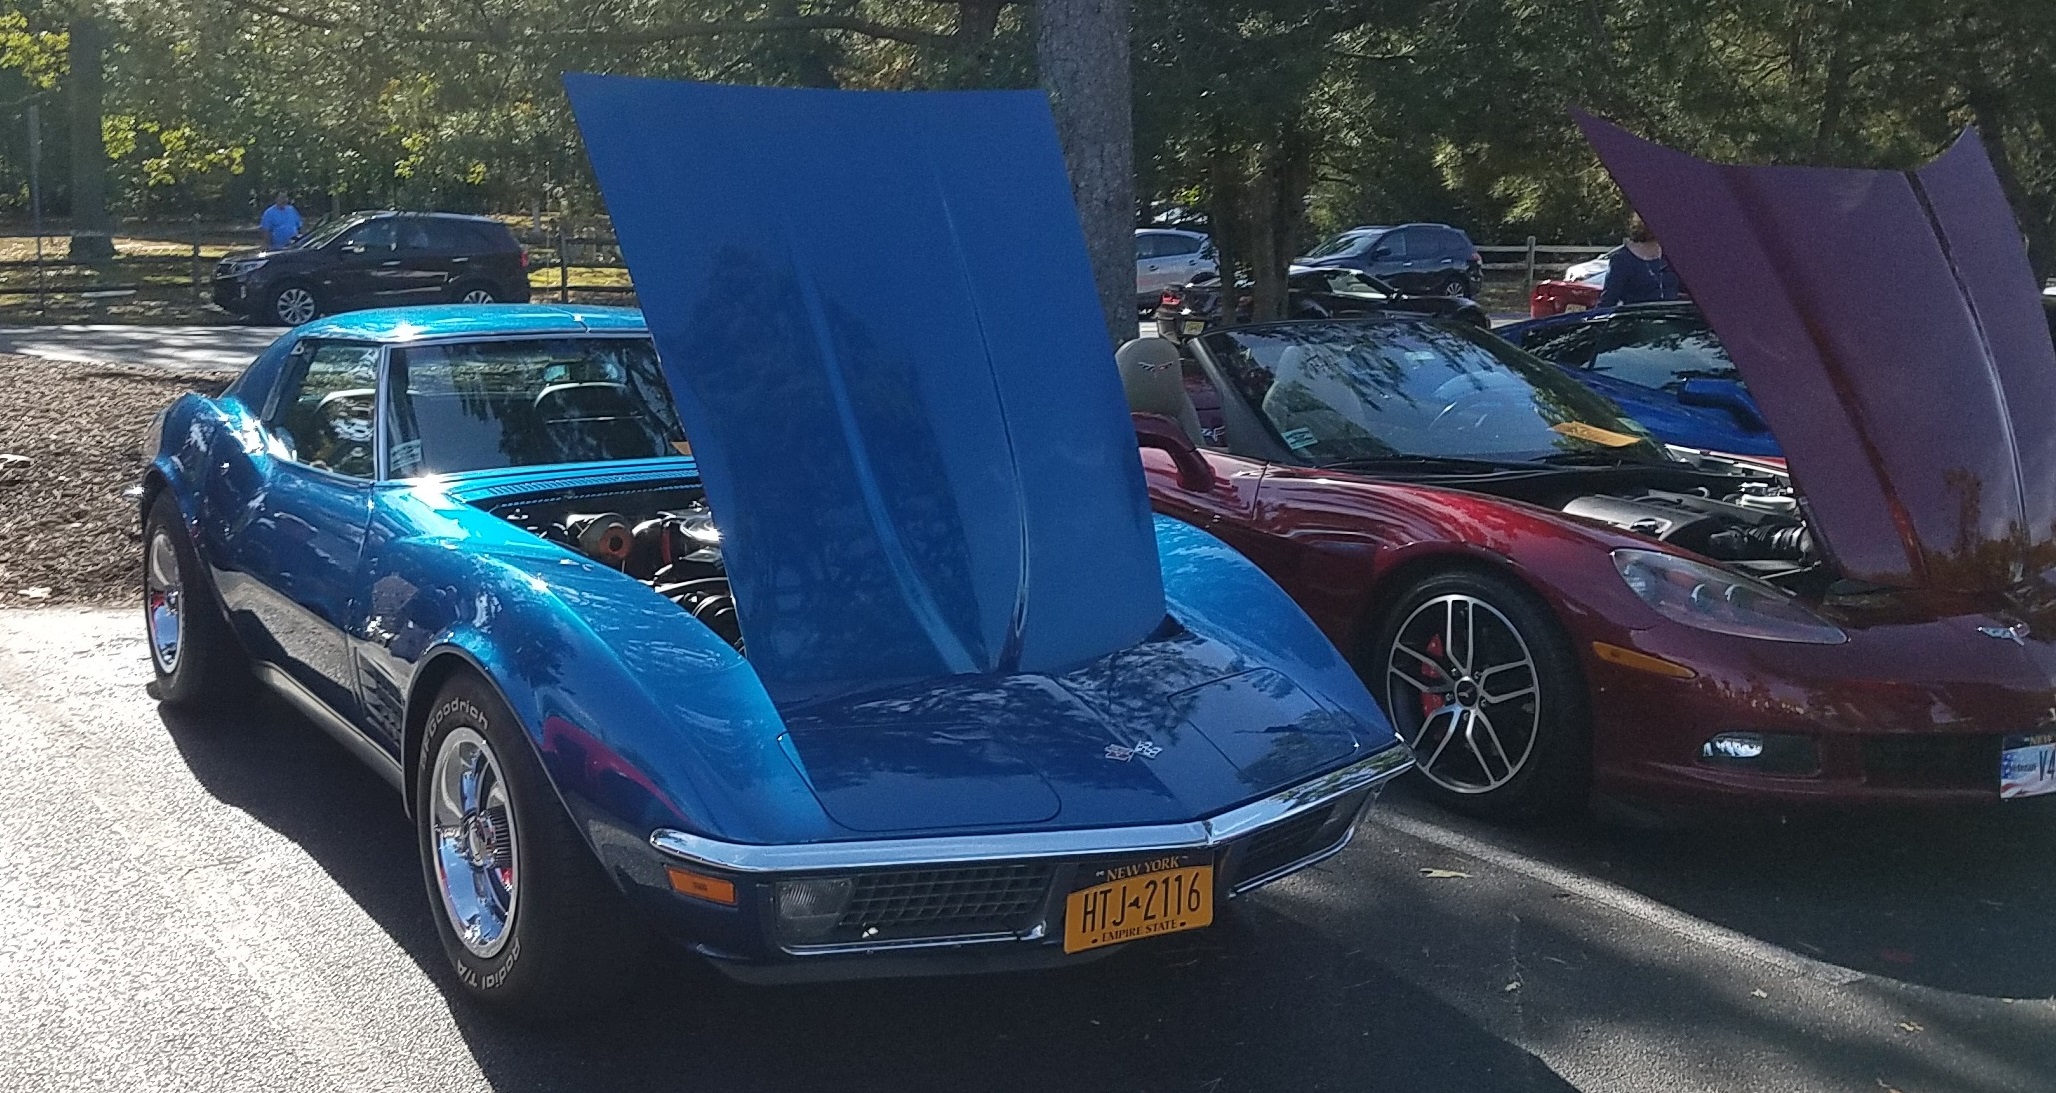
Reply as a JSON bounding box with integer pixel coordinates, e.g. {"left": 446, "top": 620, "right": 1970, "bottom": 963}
{"left": 415, "top": 673, "right": 647, "bottom": 1013}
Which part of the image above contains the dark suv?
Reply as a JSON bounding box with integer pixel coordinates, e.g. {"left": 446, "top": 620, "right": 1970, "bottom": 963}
{"left": 213, "top": 211, "right": 531, "bottom": 325}
{"left": 1292, "top": 223, "right": 1483, "bottom": 297}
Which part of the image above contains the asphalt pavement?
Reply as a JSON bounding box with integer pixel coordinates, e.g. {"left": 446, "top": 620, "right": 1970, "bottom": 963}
{"left": 0, "top": 324, "right": 285, "bottom": 374}
{"left": 2, "top": 607, "right": 2052, "bottom": 1092}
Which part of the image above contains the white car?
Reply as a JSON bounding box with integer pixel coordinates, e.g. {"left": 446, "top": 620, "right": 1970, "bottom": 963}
{"left": 1136, "top": 228, "right": 1216, "bottom": 309}
{"left": 1564, "top": 248, "right": 1617, "bottom": 286}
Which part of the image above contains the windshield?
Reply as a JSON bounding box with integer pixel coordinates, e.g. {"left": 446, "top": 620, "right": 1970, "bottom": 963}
{"left": 1293, "top": 267, "right": 1396, "bottom": 299}
{"left": 1200, "top": 320, "right": 1669, "bottom": 466}
{"left": 1306, "top": 230, "right": 1377, "bottom": 259}
{"left": 384, "top": 336, "right": 686, "bottom": 477}
{"left": 291, "top": 216, "right": 360, "bottom": 250}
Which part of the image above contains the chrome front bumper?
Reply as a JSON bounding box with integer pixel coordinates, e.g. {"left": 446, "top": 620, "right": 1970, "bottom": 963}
{"left": 648, "top": 742, "right": 1413, "bottom": 958}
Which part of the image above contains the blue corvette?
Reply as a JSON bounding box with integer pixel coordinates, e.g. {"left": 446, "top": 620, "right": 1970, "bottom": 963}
{"left": 1498, "top": 301, "right": 1783, "bottom": 458}
{"left": 139, "top": 77, "right": 1408, "bottom": 1013}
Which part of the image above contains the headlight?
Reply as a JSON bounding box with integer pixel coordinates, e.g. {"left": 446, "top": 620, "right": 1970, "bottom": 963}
{"left": 1612, "top": 548, "right": 1846, "bottom": 644}
{"left": 224, "top": 257, "right": 267, "bottom": 277}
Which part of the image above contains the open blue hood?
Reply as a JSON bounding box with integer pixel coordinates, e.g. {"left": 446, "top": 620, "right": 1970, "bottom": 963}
{"left": 565, "top": 75, "right": 1165, "bottom": 705}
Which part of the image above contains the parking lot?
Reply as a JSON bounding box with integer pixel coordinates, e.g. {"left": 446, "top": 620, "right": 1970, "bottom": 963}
{"left": 4, "top": 607, "right": 2050, "bottom": 1093}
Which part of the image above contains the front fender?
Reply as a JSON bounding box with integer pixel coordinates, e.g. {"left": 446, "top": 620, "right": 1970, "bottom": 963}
{"left": 1153, "top": 515, "right": 1397, "bottom": 750}
{"left": 383, "top": 541, "right": 831, "bottom": 859}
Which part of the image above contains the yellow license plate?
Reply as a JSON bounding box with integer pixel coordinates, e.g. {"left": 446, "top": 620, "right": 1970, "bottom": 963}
{"left": 1063, "top": 856, "right": 1214, "bottom": 953}
{"left": 1182, "top": 320, "right": 1206, "bottom": 334}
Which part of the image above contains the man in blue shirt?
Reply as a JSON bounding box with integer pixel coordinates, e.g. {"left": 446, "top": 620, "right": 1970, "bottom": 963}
{"left": 259, "top": 192, "right": 303, "bottom": 250}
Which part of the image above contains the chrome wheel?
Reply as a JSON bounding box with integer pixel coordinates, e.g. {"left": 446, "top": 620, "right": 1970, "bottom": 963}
{"left": 144, "top": 526, "right": 182, "bottom": 675}
{"left": 273, "top": 286, "right": 317, "bottom": 324}
{"left": 459, "top": 288, "right": 495, "bottom": 304}
{"left": 1385, "top": 594, "right": 1541, "bottom": 794}
{"left": 429, "top": 727, "right": 520, "bottom": 958}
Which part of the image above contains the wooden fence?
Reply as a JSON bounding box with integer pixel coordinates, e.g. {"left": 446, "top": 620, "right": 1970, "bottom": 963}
{"left": 0, "top": 226, "right": 1617, "bottom": 310}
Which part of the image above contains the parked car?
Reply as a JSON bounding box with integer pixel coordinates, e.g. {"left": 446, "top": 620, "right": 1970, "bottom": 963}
{"left": 1154, "top": 265, "right": 1489, "bottom": 347}
{"left": 1135, "top": 228, "right": 1217, "bottom": 310}
{"left": 212, "top": 211, "right": 531, "bottom": 326}
{"left": 1499, "top": 301, "right": 1780, "bottom": 458}
{"left": 144, "top": 75, "right": 1411, "bottom": 1015}
{"left": 1527, "top": 248, "right": 1613, "bottom": 317}
{"left": 1124, "top": 313, "right": 2056, "bottom": 818}
{"left": 1294, "top": 223, "right": 1483, "bottom": 297}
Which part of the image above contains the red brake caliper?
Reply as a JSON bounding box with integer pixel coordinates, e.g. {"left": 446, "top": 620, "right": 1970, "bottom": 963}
{"left": 1419, "top": 633, "right": 1446, "bottom": 716}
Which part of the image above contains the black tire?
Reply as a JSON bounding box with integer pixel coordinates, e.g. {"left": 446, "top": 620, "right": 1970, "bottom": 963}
{"left": 452, "top": 281, "right": 498, "bottom": 305}
{"left": 1437, "top": 273, "right": 1470, "bottom": 298}
{"left": 415, "top": 673, "right": 648, "bottom": 1014}
{"left": 1366, "top": 568, "right": 1589, "bottom": 820}
{"left": 142, "top": 490, "right": 250, "bottom": 707}
{"left": 264, "top": 281, "right": 320, "bottom": 326}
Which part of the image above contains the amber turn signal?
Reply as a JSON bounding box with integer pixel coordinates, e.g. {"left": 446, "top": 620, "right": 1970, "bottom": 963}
{"left": 1591, "top": 641, "right": 1697, "bottom": 680}
{"left": 666, "top": 866, "right": 738, "bottom": 905}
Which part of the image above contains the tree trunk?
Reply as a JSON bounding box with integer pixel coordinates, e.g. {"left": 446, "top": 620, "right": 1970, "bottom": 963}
{"left": 1965, "top": 85, "right": 2056, "bottom": 287}
{"left": 1248, "top": 128, "right": 1311, "bottom": 321}
{"left": 1204, "top": 137, "right": 1247, "bottom": 327}
{"left": 1036, "top": 0, "right": 1134, "bottom": 345}
{"left": 66, "top": 16, "right": 115, "bottom": 262}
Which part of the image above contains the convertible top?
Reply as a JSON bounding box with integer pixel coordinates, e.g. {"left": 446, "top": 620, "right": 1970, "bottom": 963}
{"left": 566, "top": 76, "right": 1165, "bottom": 705}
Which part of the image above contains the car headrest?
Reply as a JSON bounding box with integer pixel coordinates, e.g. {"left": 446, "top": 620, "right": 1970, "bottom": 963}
{"left": 1114, "top": 337, "right": 1203, "bottom": 447}
{"left": 534, "top": 381, "right": 636, "bottom": 421}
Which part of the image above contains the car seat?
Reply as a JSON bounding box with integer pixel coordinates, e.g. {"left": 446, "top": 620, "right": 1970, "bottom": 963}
{"left": 1115, "top": 337, "right": 1204, "bottom": 447}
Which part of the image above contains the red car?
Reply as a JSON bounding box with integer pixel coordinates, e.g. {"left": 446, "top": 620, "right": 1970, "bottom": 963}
{"left": 1121, "top": 123, "right": 2056, "bottom": 817}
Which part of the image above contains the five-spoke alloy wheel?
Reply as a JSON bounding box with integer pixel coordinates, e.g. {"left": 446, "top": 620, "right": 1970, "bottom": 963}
{"left": 1371, "top": 569, "right": 1589, "bottom": 818}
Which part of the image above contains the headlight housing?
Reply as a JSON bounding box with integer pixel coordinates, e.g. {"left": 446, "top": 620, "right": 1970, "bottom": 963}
{"left": 1612, "top": 548, "right": 1846, "bottom": 644}
{"left": 223, "top": 257, "right": 267, "bottom": 277}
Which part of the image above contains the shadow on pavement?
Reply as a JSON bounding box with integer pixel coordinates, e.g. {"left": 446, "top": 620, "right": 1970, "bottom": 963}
{"left": 160, "top": 696, "right": 1575, "bottom": 1093}
{"left": 1386, "top": 781, "right": 2056, "bottom": 1001}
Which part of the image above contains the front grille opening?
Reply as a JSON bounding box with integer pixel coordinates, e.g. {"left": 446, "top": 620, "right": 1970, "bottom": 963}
{"left": 1229, "top": 803, "right": 1349, "bottom": 890}
{"left": 1862, "top": 735, "right": 2002, "bottom": 790}
{"left": 788, "top": 863, "right": 1055, "bottom": 948}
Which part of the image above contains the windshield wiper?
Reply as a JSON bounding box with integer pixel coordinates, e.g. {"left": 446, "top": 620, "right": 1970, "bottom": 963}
{"left": 1532, "top": 450, "right": 1655, "bottom": 467}
{"left": 1320, "top": 455, "right": 1545, "bottom": 473}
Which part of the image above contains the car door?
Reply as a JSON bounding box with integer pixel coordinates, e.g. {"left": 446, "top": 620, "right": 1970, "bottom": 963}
{"left": 391, "top": 217, "right": 457, "bottom": 303}
{"left": 1157, "top": 233, "right": 1206, "bottom": 289}
{"left": 1135, "top": 232, "right": 1173, "bottom": 299}
{"left": 209, "top": 338, "right": 381, "bottom": 719}
{"left": 1362, "top": 229, "right": 1411, "bottom": 290}
{"left": 324, "top": 218, "right": 406, "bottom": 310}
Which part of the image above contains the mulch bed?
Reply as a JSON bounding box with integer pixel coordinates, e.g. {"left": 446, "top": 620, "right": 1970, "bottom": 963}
{"left": 0, "top": 354, "right": 233, "bottom": 606}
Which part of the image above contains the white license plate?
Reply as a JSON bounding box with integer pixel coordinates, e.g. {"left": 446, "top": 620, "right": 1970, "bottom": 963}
{"left": 2000, "top": 732, "right": 2056, "bottom": 799}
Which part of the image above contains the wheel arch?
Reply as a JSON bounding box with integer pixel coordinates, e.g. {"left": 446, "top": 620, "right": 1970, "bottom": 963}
{"left": 1352, "top": 544, "right": 1564, "bottom": 668}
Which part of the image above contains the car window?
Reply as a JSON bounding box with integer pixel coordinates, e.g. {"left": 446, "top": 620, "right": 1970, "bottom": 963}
{"left": 396, "top": 218, "right": 436, "bottom": 252}
{"left": 420, "top": 219, "right": 474, "bottom": 251}
{"left": 270, "top": 341, "right": 381, "bottom": 478}
{"left": 1369, "top": 231, "right": 1405, "bottom": 259}
{"left": 342, "top": 219, "right": 397, "bottom": 252}
{"left": 1518, "top": 320, "right": 1602, "bottom": 368}
{"left": 1135, "top": 234, "right": 1161, "bottom": 260}
{"left": 1159, "top": 234, "right": 1201, "bottom": 257}
{"left": 1298, "top": 269, "right": 1392, "bottom": 299}
{"left": 1307, "top": 231, "right": 1373, "bottom": 259}
{"left": 1591, "top": 313, "right": 1739, "bottom": 391}
{"left": 1181, "top": 360, "right": 1228, "bottom": 447}
{"left": 384, "top": 337, "right": 687, "bottom": 477}
{"left": 1200, "top": 320, "right": 1665, "bottom": 466}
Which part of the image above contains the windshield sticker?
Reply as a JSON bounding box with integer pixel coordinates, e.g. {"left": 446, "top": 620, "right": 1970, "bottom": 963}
{"left": 1281, "top": 427, "right": 1319, "bottom": 451}
{"left": 389, "top": 439, "right": 424, "bottom": 474}
{"left": 1552, "top": 421, "right": 1642, "bottom": 448}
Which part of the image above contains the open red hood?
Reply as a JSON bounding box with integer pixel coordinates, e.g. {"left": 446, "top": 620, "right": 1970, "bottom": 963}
{"left": 1577, "top": 112, "right": 2056, "bottom": 592}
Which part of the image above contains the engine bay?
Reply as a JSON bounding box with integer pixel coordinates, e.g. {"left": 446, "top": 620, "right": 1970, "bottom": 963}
{"left": 486, "top": 486, "right": 744, "bottom": 651}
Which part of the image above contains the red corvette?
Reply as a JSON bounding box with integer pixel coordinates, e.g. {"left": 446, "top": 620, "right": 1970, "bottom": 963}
{"left": 1116, "top": 120, "right": 2056, "bottom": 816}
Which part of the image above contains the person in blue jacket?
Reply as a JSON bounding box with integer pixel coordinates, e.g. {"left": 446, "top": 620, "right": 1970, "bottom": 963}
{"left": 1600, "top": 213, "right": 1681, "bottom": 305}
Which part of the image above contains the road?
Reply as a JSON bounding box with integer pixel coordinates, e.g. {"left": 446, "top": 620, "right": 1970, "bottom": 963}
{"left": 0, "top": 324, "right": 285, "bottom": 373}
{"left": 2, "top": 608, "right": 2052, "bottom": 1093}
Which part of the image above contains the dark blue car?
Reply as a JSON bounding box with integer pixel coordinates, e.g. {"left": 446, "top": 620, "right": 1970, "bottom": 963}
{"left": 139, "top": 77, "right": 1409, "bottom": 1016}
{"left": 1498, "top": 301, "right": 1782, "bottom": 458}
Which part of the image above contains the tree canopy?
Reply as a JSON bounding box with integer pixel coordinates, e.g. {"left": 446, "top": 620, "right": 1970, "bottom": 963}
{"left": 4, "top": 1, "right": 2053, "bottom": 286}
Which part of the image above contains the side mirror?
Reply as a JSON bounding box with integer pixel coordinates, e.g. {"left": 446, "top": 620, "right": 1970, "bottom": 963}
{"left": 1676, "top": 378, "right": 1768, "bottom": 432}
{"left": 339, "top": 242, "right": 365, "bottom": 255}
{"left": 1133, "top": 412, "right": 1214, "bottom": 490}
